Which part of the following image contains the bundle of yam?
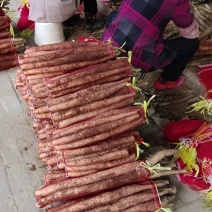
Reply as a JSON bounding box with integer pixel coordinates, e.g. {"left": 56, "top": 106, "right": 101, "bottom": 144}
{"left": 45, "top": 180, "right": 176, "bottom": 212}
{"left": 195, "top": 39, "right": 212, "bottom": 56}
{"left": 189, "top": 39, "right": 212, "bottom": 66}
{"left": 191, "top": 2, "right": 212, "bottom": 39}
{"left": 36, "top": 149, "right": 184, "bottom": 210}
{"left": 16, "top": 41, "right": 123, "bottom": 117}
{"left": 16, "top": 41, "right": 186, "bottom": 211}
{"left": 0, "top": 7, "right": 25, "bottom": 71}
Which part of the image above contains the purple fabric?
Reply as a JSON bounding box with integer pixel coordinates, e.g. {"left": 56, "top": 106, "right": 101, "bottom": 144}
{"left": 102, "top": 0, "right": 194, "bottom": 72}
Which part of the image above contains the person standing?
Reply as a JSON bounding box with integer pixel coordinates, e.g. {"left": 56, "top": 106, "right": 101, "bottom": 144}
{"left": 29, "top": 0, "right": 105, "bottom": 32}
{"left": 102, "top": 0, "right": 200, "bottom": 90}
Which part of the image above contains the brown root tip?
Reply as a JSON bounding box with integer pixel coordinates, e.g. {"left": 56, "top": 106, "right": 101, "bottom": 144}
{"left": 147, "top": 149, "right": 178, "bottom": 166}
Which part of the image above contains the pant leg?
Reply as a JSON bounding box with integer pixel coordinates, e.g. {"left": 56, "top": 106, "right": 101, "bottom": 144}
{"left": 82, "top": 0, "right": 98, "bottom": 15}
{"left": 161, "top": 37, "right": 199, "bottom": 81}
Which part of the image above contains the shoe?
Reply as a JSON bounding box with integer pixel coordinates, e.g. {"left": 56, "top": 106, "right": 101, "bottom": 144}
{"left": 154, "top": 75, "right": 186, "bottom": 90}
{"left": 85, "top": 12, "right": 105, "bottom": 33}
{"left": 63, "top": 14, "right": 81, "bottom": 27}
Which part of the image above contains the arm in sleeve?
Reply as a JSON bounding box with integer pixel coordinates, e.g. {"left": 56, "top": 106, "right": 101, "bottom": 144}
{"left": 172, "top": 0, "right": 194, "bottom": 28}
{"left": 178, "top": 17, "right": 199, "bottom": 39}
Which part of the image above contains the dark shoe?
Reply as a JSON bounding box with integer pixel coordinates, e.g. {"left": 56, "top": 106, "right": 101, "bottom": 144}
{"left": 85, "top": 13, "right": 105, "bottom": 33}
{"left": 154, "top": 75, "right": 186, "bottom": 90}
{"left": 63, "top": 14, "right": 81, "bottom": 27}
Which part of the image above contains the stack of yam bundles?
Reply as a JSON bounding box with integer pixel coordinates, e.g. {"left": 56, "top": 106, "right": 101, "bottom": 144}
{"left": 0, "top": 6, "right": 25, "bottom": 71}
{"left": 16, "top": 41, "right": 185, "bottom": 211}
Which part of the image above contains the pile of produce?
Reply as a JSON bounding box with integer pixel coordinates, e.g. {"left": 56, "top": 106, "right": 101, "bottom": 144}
{"left": 0, "top": 4, "right": 25, "bottom": 71}
{"left": 36, "top": 150, "right": 180, "bottom": 210}
{"left": 195, "top": 39, "right": 212, "bottom": 56}
{"left": 16, "top": 41, "right": 186, "bottom": 211}
{"left": 44, "top": 180, "right": 176, "bottom": 212}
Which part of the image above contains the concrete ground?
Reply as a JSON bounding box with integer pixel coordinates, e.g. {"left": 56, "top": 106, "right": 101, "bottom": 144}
{"left": 0, "top": 0, "right": 210, "bottom": 212}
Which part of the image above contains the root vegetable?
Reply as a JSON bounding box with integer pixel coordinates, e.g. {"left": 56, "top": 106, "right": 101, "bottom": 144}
{"left": 194, "top": 8, "right": 208, "bottom": 29}
{"left": 46, "top": 139, "right": 135, "bottom": 167}
{"left": 48, "top": 78, "right": 130, "bottom": 107}
{"left": 0, "top": 53, "right": 17, "bottom": 62}
{"left": 199, "top": 27, "right": 212, "bottom": 40}
{"left": 38, "top": 167, "right": 183, "bottom": 209}
{"left": 49, "top": 82, "right": 129, "bottom": 112}
{"left": 35, "top": 161, "right": 142, "bottom": 197}
{"left": 56, "top": 93, "right": 136, "bottom": 128}
{"left": 44, "top": 170, "right": 97, "bottom": 185}
{"left": 25, "top": 41, "right": 105, "bottom": 53}
{"left": 199, "top": 39, "right": 212, "bottom": 46}
{"left": 189, "top": 55, "right": 212, "bottom": 66}
{"left": 65, "top": 149, "right": 131, "bottom": 167}
{"left": 30, "top": 80, "right": 45, "bottom": 88}
{"left": 0, "top": 58, "right": 18, "bottom": 70}
{"left": 55, "top": 118, "right": 143, "bottom": 150}
{"left": 52, "top": 113, "right": 139, "bottom": 145}
{"left": 46, "top": 59, "right": 131, "bottom": 88}
{"left": 23, "top": 54, "right": 115, "bottom": 75}
{"left": 35, "top": 150, "right": 179, "bottom": 196}
{"left": 195, "top": 50, "right": 212, "bottom": 56}
{"left": 64, "top": 156, "right": 135, "bottom": 172}
{"left": 0, "top": 41, "right": 13, "bottom": 49}
{"left": 150, "top": 169, "right": 187, "bottom": 179}
{"left": 0, "top": 31, "right": 10, "bottom": 38}
{"left": 26, "top": 72, "right": 62, "bottom": 80}
{"left": 147, "top": 149, "right": 178, "bottom": 166}
{"left": 20, "top": 50, "right": 114, "bottom": 71}
{"left": 20, "top": 45, "right": 114, "bottom": 64}
{"left": 52, "top": 106, "right": 140, "bottom": 139}
{"left": 66, "top": 170, "right": 97, "bottom": 178}
{"left": 27, "top": 78, "right": 44, "bottom": 85}
{"left": 48, "top": 67, "right": 131, "bottom": 93}
{"left": 47, "top": 144, "right": 133, "bottom": 166}
{"left": 50, "top": 180, "right": 169, "bottom": 212}
{"left": 36, "top": 169, "right": 149, "bottom": 207}
{"left": 0, "top": 23, "right": 10, "bottom": 31}
{"left": 48, "top": 72, "right": 131, "bottom": 98}
{"left": 103, "top": 187, "right": 176, "bottom": 212}
{"left": 61, "top": 131, "right": 138, "bottom": 158}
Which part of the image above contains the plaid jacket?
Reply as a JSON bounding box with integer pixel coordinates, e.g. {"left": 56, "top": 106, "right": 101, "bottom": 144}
{"left": 102, "top": 0, "right": 194, "bottom": 71}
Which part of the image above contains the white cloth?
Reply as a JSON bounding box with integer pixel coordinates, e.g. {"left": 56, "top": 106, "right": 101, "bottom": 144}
{"left": 179, "top": 17, "right": 200, "bottom": 39}
{"left": 29, "top": 0, "right": 81, "bottom": 23}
